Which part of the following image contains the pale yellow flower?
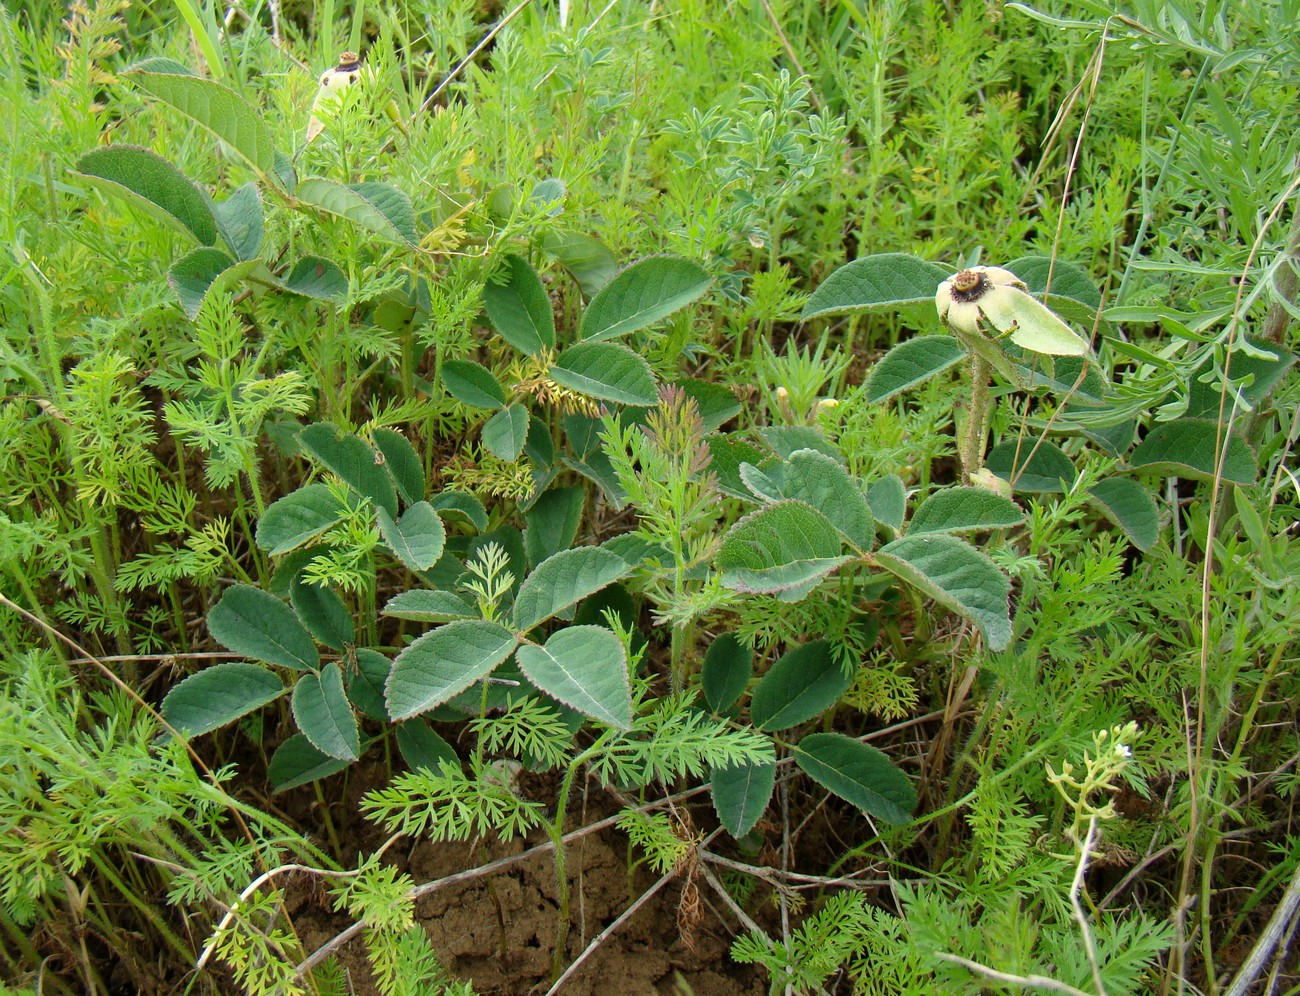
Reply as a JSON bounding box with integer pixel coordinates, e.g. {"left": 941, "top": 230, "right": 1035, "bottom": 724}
{"left": 936, "top": 265, "right": 1090, "bottom": 356}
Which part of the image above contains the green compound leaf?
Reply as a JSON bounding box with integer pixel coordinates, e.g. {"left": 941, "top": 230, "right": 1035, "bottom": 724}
{"left": 750, "top": 640, "right": 853, "bottom": 732}
{"left": 256, "top": 484, "right": 347, "bottom": 556}
{"left": 802, "top": 253, "right": 950, "bottom": 320}
{"left": 1128, "top": 418, "right": 1257, "bottom": 485}
{"left": 377, "top": 502, "right": 446, "bottom": 572}
{"left": 381, "top": 589, "right": 477, "bottom": 623}
{"left": 867, "top": 476, "right": 907, "bottom": 533}
{"left": 126, "top": 62, "right": 279, "bottom": 181}
{"left": 292, "top": 662, "right": 361, "bottom": 761}
{"left": 295, "top": 178, "right": 417, "bottom": 243}
{"left": 385, "top": 619, "right": 518, "bottom": 721}
{"left": 524, "top": 486, "right": 585, "bottom": 569}
{"left": 161, "top": 662, "right": 285, "bottom": 738}
{"left": 542, "top": 230, "right": 618, "bottom": 297}
{"left": 718, "top": 500, "right": 851, "bottom": 594}
{"left": 985, "top": 439, "right": 1077, "bottom": 493}
{"left": 908, "top": 486, "right": 1025, "bottom": 535}
{"left": 793, "top": 733, "right": 916, "bottom": 825}
{"left": 289, "top": 577, "right": 354, "bottom": 651}
{"left": 371, "top": 428, "right": 425, "bottom": 505}
{"left": 75, "top": 145, "right": 216, "bottom": 244}
{"left": 579, "top": 256, "right": 712, "bottom": 342}
{"left": 208, "top": 584, "right": 319, "bottom": 670}
{"left": 482, "top": 403, "right": 530, "bottom": 461}
{"left": 1087, "top": 476, "right": 1160, "bottom": 552}
{"left": 269, "top": 734, "right": 353, "bottom": 792}
{"left": 348, "top": 649, "right": 392, "bottom": 721}
{"left": 280, "top": 255, "right": 348, "bottom": 302}
{"left": 876, "top": 534, "right": 1011, "bottom": 651}
{"left": 782, "top": 449, "right": 875, "bottom": 551}
{"left": 515, "top": 625, "right": 633, "bottom": 730}
{"left": 864, "top": 335, "right": 966, "bottom": 404}
{"left": 441, "top": 359, "right": 506, "bottom": 409}
{"left": 702, "top": 633, "right": 752, "bottom": 713}
{"left": 168, "top": 247, "right": 258, "bottom": 319}
{"left": 711, "top": 759, "right": 775, "bottom": 838}
{"left": 513, "top": 546, "right": 632, "bottom": 632}
{"left": 430, "top": 491, "right": 489, "bottom": 532}
{"left": 484, "top": 255, "right": 555, "bottom": 355}
{"left": 213, "top": 181, "right": 262, "bottom": 259}
{"left": 298, "top": 423, "right": 398, "bottom": 518}
{"left": 396, "top": 720, "right": 459, "bottom": 772}
{"left": 551, "top": 341, "right": 659, "bottom": 406}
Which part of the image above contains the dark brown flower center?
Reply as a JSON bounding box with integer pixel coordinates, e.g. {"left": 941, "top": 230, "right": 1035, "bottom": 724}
{"left": 950, "top": 269, "right": 988, "bottom": 302}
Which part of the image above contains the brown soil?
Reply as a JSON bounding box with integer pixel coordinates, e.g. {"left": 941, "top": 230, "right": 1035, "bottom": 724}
{"left": 284, "top": 761, "right": 769, "bottom": 995}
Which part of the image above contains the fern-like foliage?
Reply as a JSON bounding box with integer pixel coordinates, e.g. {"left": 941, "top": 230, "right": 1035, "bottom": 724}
{"left": 732, "top": 892, "right": 874, "bottom": 991}
{"left": 359, "top": 759, "right": 543, "bottom": 842}
{"left": 588, "top": 693, "right": 774, "bottom": 788}
{"left": 617, "top": 809, "right": 694, "bottom": 875}
{"left": 470, "top": 694, "right": 574, "bottom": 770}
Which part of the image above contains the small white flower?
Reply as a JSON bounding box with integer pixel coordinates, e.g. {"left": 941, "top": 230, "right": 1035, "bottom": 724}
{"left": 935, "top": 265, "right": 1091, "bottom": 356}
{"left": 1115, "top": 744, "right": 1132, "bottom": 759}
{"left": 935, "top": 266, "right": 1026, "bottom": 335}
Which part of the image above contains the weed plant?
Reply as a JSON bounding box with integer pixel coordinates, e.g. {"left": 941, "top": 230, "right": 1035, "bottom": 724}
{"left": 1, "top": 0, "right": 1298, "bottom": 994}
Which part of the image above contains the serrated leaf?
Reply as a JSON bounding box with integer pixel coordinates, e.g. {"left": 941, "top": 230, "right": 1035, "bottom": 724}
{"left": 377, "top": 502, "right": 446, "bottom": 571}
{"left": 208, "top": 584, "right": 319, "bottom": 670}
{"left": 561, "top": 452, "right": 628, "bottom": 507}
{"left": 396, "top": 720, "right": 459, "bottom": 772}
{"left": 348, "top": 649, "right": 391, "bottom": 721}
{"left": 441, "top": 359, "right": 506, "bottom": 409}
{"left": 385, "top": 619, "right": 518, "bottom": 721}
{"left": 1128, "top": 418, "right": 1256, "bottom": 485}
{"left": 866, "top": 476, "right": 906, "bottom": 532}
{"left": 161, "top": 662, "right": 284, "bottom": 738}
{"left": 679, "top": 378, "right": 741, "bottom": 432}
{"left": 213, "top": 181, "right": 262, "bottom": 259}
{"left": 802, "top": 253, "right": 950, "bottom": 320}
{"left": 256, "top": 484, "right": 346, "bottom": 555}
{"left": 168, "top": 247, "right": 258, "bottom": 319}
{"left": 908, "top": 487, "right": 1024, "bottom": 535}
{"left": 876, "top": 534, "right": 1011, "bottom": 651}
{"left": 513, "top": 546, "right": 631, "bottom": 632}
{"left": 515, "top": 625, "right": 632, "bottom": 729}
{"left": 1087, "top": 477, "right": 1160, "bottom": 551}
{"left": 281, "top": 255, "right": 348, "bottom": 301}
{"left": 482, "top": 403, "right": 529, "bottom": 461}
{"left": 551, "top": 341, "right": 658, "bottom": 406}
{"left": 292, "top": 662, "right": 360, "bottom": 761}
{"left": 864, "top": 335, "right": 966, "bottom": 403}
{"left": 702, "top": 633, "right": 752, "bottom": 713}
{"left": 709, "top": 436, "right": 769, "bottom": 500}
{"left": 985, "top": 439, "right": 1077, "bottom": 493}
{"left": 793, "top": 733, "right": 916, "bottom": 825}
{"left": 295, "top": 178, "right": 417, "bottom": 243}
{"left": 484, "top": 255, "right": 555, "bottom": 355}
{"left": 75, "top": 145, "right": 216, "bottom": 244}
{"left": 269, "top": 734, "right": 353, "bottom": 791}
{"left": 717, "top": 500, "right": 851, "bottom": 594}
{"left": 542, "top": 230, "right": 618, "bottom": 296}
{"left": 750, "top": 640, "right": 852, "bottom": 731}
{"left": 299, "top": 422, "right": 398, "bottom": 518}
{"left": 579, "top": 256, "right": 712, "bottom": 342}
{"left": 126, "top": 65, "right": 279, "bottom": 180}
{"left": 382, "top": 589, "right": 477, "bottom": 622}
{"left": 783, "top": 449, "right": 875, "bottom": 551}
{"left": 524, "top": 486, "right": 585, "bottom": 569}
{"left": 372, "top": 428, "right": 424, "bottom": 505}
{"left": 711, "top": 760, "right": 775, "bottom": 838}
{"left": 290, "top": 578, "right": 353, "bottom": 650}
